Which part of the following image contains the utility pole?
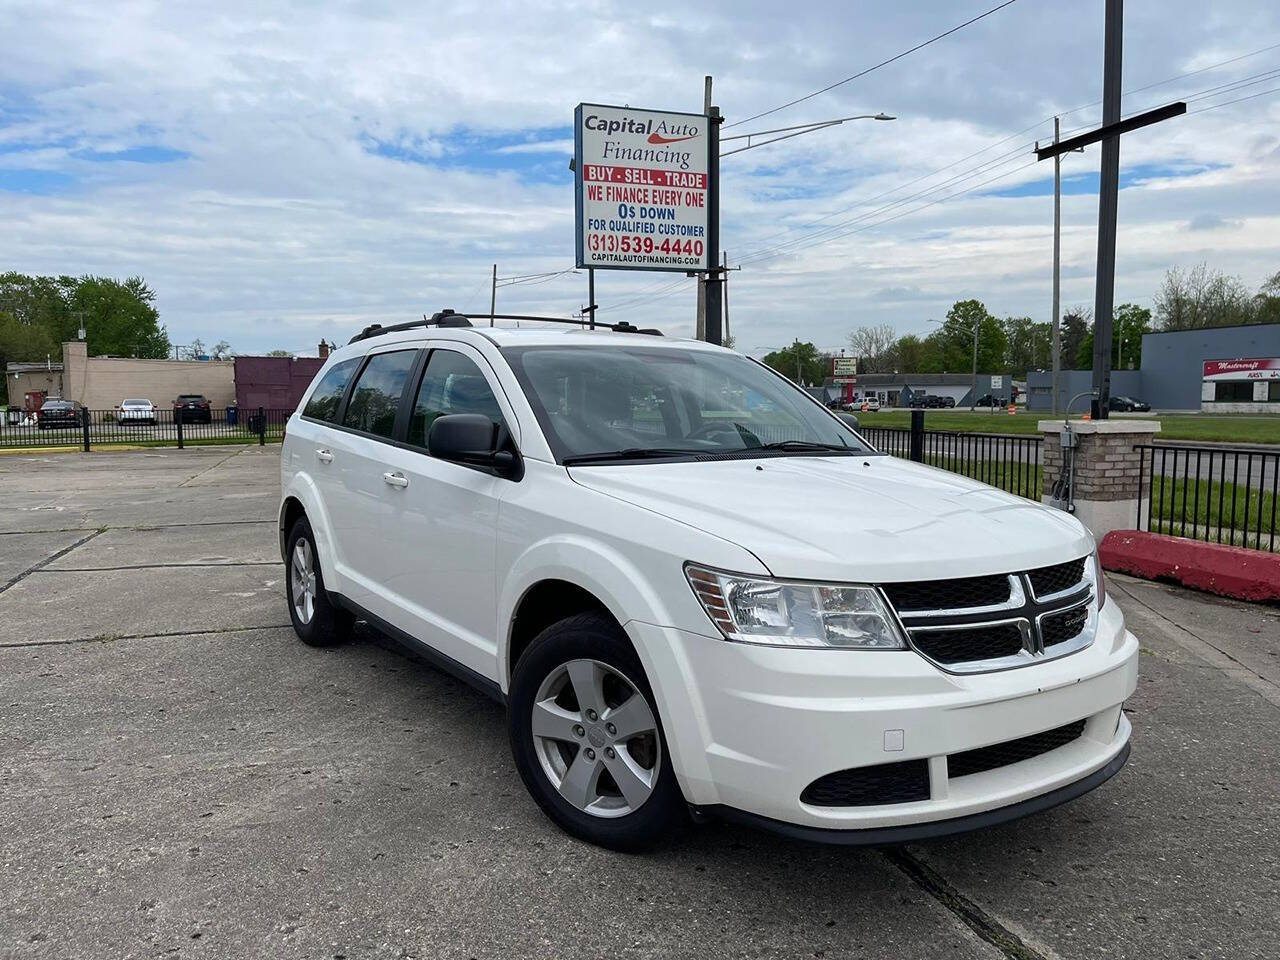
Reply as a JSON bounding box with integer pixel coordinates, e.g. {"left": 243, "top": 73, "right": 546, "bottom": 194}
{"left": 721, "top": 251, "right": 730, "bottom": 346}
{"left": 1091, "top": 0, "right": 1123, "bottom": 419}
{"left": 489, "top": 263, "right": 497, "bottom": 327}
{"left": 696, "top": 77, "right": 714, "bottom": 342}
{"left": 1051, "top": 117, "right": 1062, "bottom": 416}
{"left": 971, "top": 319, "right": 979, "bottom": 410}
{"left": 587, "top": 268, "right": 596, "bottom": 331}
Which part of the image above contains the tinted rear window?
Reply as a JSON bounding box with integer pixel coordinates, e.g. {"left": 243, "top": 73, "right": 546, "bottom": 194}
{"left": 342, "top": 350, "right": 417, "bottom": 438}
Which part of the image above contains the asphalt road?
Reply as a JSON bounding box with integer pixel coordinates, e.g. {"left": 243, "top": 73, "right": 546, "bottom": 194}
{"left": 1, "top": 446, "right": 1277, "bottom": 959}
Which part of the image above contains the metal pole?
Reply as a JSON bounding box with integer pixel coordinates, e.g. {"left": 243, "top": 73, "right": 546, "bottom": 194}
{"left": 587, "top": 268, "right": 596, "bottom": 331}
{"left": 1091, "top": 0, "right": 1122, "bottom": 420}
{"left": 489, "top": 263, "right": 497, "bottom": 327}
{"left": 696, "top": 77, "right": 713, "bottom": 342}
{"left": 705, "top": 103, "right": 723, "bottom": 346}
{"left": 722, "top": 251, "right": 730, "bottom": 347}
{"left": 971, "top": 320, "right": 978, "bottom": 410}
{"left": 1051, "top": 116, "right": 1062, "bottom": 416}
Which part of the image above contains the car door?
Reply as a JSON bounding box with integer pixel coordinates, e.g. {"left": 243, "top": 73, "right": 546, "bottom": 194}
{"left": 324, "top": 347, "right": 421, "bottom": 612}
{"left": 376, "top": 344, "right": 517, "bottom": 679}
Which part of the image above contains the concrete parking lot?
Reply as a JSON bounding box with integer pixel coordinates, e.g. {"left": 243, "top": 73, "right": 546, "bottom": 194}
{"left": 1, "top": 445, "right": 1277, "bottom": 960}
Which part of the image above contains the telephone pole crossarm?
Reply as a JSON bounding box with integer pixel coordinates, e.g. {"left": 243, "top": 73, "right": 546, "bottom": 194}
{"left": 1034, "top": 101, "right": 1185, "bottom": 161}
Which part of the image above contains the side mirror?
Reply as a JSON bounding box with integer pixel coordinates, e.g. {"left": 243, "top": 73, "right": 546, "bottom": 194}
{"left": 427, "top": 413, "right": 521, "bottom": 479}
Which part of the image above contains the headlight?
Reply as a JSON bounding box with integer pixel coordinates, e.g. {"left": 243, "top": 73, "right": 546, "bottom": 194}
{"left": 685, "top": 565, "right": 907, "bottom": 649}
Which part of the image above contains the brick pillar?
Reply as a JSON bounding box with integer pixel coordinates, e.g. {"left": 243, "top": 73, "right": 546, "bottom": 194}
{"left": 1039, "top": 419, "right": 1160, "bottom": 540}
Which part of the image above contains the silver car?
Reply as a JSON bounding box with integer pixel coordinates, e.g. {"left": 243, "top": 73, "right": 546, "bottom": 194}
{"left": 117, "top": 399, "right": 157, "bottom": 425}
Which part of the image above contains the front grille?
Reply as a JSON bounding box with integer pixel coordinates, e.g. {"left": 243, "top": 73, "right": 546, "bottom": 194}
{"left": 801, "top": 758, "right": 930, "bottom": 807}
{"left": 1028, "top": 557, "right": 1087, "bottom": 598}
{"left": 1041, "top": 605, "right": 1089, "bottom": 647}
{"left": 949, "top": 720, "right": 1087, "bottom": 778}
{"left": 881, "top": 575, "right": 1009, "bottom": 612}
{"left": 911, "top": 622, "right": 1024, "bottom": 665}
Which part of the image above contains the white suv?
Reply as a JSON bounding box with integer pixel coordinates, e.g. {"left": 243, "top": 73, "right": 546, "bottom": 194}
{"left": 279, "top": 313, "right": 1137, "bottom": 851}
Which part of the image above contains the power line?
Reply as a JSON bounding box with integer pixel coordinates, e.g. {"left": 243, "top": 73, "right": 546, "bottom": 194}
{"left": 1189, "top": 83, "right": 1280, "bottom": 114}
{"left": 726, "top": 0, "right": 1021, "bottom": 129}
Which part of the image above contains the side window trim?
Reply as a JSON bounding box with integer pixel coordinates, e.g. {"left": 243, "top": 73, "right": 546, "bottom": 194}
{"left": 392, "top": 348, "right": 430, "bottom": 444}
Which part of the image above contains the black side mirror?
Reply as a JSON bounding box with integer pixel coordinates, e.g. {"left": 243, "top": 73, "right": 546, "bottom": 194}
{"left": 427, "top": 413, "right": 521, "bottom": 479}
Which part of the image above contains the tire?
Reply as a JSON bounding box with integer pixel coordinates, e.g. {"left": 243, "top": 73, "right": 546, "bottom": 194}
{"left": 285, "top": 516, "right": 353, "bottom": 648}
{"left": 508, "top": 612, "right": 685, "bottom": 852}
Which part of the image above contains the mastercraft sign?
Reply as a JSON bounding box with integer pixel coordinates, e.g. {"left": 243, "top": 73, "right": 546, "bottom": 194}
{"left": 574, "top": 103, "right": 710, "bottom": 272}
{"left": 1202, "top": 358, "right": 1280, "bottom": 381}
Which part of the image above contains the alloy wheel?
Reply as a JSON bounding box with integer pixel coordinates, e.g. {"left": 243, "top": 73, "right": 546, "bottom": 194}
{"left": 291, "top": 538, "right": 317, "bottom": 625}
{"left": 531, "top": 659, "right": 661, "bottom": 818}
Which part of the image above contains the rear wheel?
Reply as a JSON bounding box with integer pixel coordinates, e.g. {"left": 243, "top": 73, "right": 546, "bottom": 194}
{"left": 286, "top": 516, "right": 352, "bottom": 647}
{"left": 508, "top": 613, "right": 684, "bottom": 851}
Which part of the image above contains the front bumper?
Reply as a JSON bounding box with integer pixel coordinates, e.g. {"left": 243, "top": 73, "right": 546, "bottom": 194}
{"left": 628, "top": 599, "right": 1137, "bottom": 833}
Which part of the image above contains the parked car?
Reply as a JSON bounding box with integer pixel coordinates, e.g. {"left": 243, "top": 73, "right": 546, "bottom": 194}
{"left": 859, "top": 396, "right": 881, "bottom": 412}
{"left": 117, "top": 398, "right": 157, "bottom": 425}
{"left": 909, "top": 395, "right": 953, "bottom": 409}
{"left": 174, "top": 394, "right": 213, "bottom": 423}
{"left": 974, "top": 393, "right": 1000, "bottom": 407}
{"left": 280, "top": 314, "right": 1135, "bottom": 851}
{"left": 941, "top": 395, "right": 956, "bottom": 408}
{"left": 1108, "top": 395, "right": 1150, "bottom": 413}
{"left": 37, "top": 399, "right": 81, "bottom": 430}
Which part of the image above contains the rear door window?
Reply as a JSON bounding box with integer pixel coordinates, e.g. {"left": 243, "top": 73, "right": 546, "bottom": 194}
{"left": 302, "top": 358, "right": 361, "bottom": 423}
{"left": 341, "top": 350, "right": 418, "bottom": 438}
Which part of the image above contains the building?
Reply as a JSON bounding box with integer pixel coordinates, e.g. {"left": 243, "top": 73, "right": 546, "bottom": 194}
{"left": 6, "top": 339, "right": 332, "bottom": 412}
{"left": 823, "top": 372, "right": 1014, "bottom": 408}
{"left": 1026, "top": 322, "right": 1280, "bottom": 413}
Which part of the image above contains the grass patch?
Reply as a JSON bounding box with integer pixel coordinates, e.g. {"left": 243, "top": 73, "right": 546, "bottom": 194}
{"left": 867, "top": 410, "right": 1280, "bottom": 444}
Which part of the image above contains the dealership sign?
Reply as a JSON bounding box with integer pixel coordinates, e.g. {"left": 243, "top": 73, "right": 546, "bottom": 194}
{"left": 1202, "top": 358, "right": 1280, "bottom": 381}
{"left": 574, "top": 104, "right": 710, "bottom": 272}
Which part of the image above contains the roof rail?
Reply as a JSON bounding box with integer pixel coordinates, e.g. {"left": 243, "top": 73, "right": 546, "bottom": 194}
{"left": 348, "top": 309, "right": 471, "bottom": 344}
{"left": 348, "top": 311, "right": 664, "bottom": 344}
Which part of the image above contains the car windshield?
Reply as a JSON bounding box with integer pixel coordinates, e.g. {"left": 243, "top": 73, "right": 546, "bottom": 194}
{"left": 123, "top": 399, "right": 149, "bottom": 406}
{"left": 503, "top": 344, "right": 873, "bottom": 464}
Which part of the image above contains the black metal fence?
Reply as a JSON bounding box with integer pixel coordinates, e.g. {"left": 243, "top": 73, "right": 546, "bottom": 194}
{"left": 0, "top": 407, "right": 292, "bottom": 452}
{"left": 1136, "top": 443, "right": 1279, "bottom": 552}
{"left": 859, "top": 412, "right": 1044, "bottom": 500}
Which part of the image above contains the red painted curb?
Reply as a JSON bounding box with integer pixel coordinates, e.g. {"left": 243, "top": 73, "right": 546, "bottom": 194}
{"left": 1099, "top": 530, "right": 1280, "bottom": 603}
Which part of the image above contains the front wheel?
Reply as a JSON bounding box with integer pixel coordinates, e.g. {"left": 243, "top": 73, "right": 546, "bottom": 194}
{"left": 508, "top": 613, "right": 684, "bottom": 851}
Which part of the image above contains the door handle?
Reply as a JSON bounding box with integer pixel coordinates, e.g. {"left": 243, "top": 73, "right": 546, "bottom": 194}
{"left": 316, "top": 449, "right": 334, "bottom": 463}
{"left": 382, "top": 471, "right": 409, "bottom": 488}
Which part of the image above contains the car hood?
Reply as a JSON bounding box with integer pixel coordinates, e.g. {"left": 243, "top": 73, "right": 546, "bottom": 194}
{"left": 568, "top": 454, "right": 1092, "bottom": 583}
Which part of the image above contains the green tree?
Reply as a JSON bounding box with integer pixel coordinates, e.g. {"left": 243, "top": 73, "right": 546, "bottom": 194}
{"left": 1060, "top": 309, "right": 1090, "bottom": 370}
{"left": 892, "top": 333, "right": 929, "bottom": 373}
{"left": 0, "top": 272, "right": 169, "bottom": 360}
{"left": 761, "top": 341, "right": 831, "bottom": 386}
{"left": 1076, "top": 303, "right": 1152, "bottom": 370}
{"left": 1003, "top": 316, "right": 1051, "bottom": 376}
{"left": 939, "top": 300, "right": 1007, "bottom": 373}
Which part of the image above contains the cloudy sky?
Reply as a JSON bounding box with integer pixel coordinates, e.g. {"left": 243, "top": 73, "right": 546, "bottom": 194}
{"left": 1, "top": 0, "right": 1278, "bottom": 357}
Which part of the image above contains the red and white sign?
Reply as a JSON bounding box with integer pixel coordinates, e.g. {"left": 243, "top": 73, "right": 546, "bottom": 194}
{"left": 575, "top": 104, "right": 710, "bottom": 272}
{"left": 1202, "top": 358, "right": 1280, "bottom": 381}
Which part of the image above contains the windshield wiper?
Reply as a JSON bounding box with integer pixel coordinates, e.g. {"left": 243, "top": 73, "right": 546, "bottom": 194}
{"left": 562, "top": 447, "right": 699, "bottom": 465}
{"left": 756, "top": 440, "right": 857, "bottom": 453}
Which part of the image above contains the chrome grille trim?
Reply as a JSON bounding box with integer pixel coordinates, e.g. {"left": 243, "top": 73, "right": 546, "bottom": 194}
{"left": 885, "top": 560, "right": 1100, "bottom": 675}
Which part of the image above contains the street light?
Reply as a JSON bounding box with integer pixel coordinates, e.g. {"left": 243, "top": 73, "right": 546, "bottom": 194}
{"left": 720, "top": 113, "right": 896, "bottom": 157}
{"left": 929, "top": 317, "right": 980, "bottom": 410}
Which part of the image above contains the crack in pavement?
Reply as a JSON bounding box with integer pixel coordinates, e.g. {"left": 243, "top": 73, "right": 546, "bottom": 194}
{"left": 885, "top": 848, "right": 1052, "bottom": 960}
{"left": 0, "top": 624, "right": 294, "bottom": 649}
{"left": 177, "top": 446, "right": 250, "bottom": 488}
{"left": 0, "top": 529, "right": 105, "bottom": 595}
{"left": 0, "top": 519, "right": 275, "bottom": 536}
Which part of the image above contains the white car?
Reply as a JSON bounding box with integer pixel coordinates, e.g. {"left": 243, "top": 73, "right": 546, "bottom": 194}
{"left": 279, "top": 313, "right": 1137, "bottom": 851}
{"left": 117, "top": 398, "right": 157, "bottom": 424}
{"left": 859, "top": 396, "right": 881, "bottom": 412}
